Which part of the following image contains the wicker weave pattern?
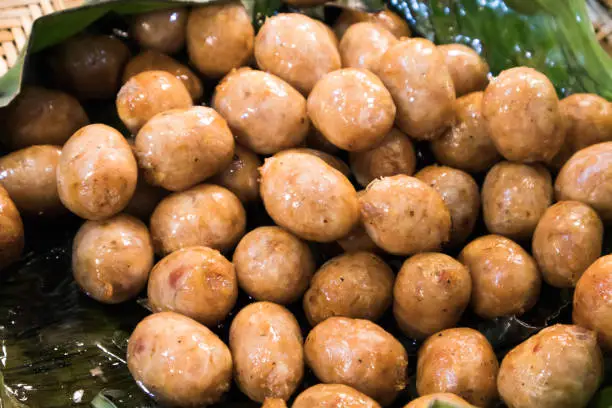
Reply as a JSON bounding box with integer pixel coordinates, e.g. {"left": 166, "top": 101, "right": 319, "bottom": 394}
{"left": 0, "top": 0, "right": 83, "bottom": 76}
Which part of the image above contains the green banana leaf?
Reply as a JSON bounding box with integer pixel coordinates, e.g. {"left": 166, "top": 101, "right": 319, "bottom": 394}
{"left": 2, "top": 0, "right": 612, "bottom": 407}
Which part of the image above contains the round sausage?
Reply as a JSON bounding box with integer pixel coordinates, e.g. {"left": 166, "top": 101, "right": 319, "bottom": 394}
{"left": 307, "top": 68, "right": 396, "bottom": 151}
{"left": 482, "top": 67, "right": 564, "bottom": 162}
{"left": 233, "top": 226, "right": 315, "bottom": 305}
{"left": 431, "top": 91, "right": 501, "bottom": 173}
{"left": 339, "top": 22, "right": 397, "bottom": 72}
{"left": 72, "top": 214, "right": 153, "bottom": 303}
{"left": 532, "top": 201, "right": 603, "bottom": 288}
{"left": 134, "top": 106, "right": 234, "bottom": 191}
{"left": 573, "top": 255, "right": 612, "bottom": 350}
{"left": 0, "top": 186, "right": 24, "bottom": 271}
{"left": 211, "top": 144, "right": 262, "bottom": 203}
{"left": 49, "top": 35, "right": 130, "bottom": 100}
{"left": 303, "top": 251, "right": 394, "bottom": 326}
{"left": 262, "top": 399, "right": 287, "bottom": 408}
{"left": 417, "top": 328, "right": 499, "bottom": 407}
{"left": 122, "top": 50, "right": 203, "bottom": 101}
{"left": 230, "top": 302, "right": 303, "bottom": 402}
{"left": 482, "top": 162, "right": 552, "bottom": 241}
{"left": 561, "top": 93, "right": 612, "bottom": 153}
{"left": 438, "top": 44, "right": 489, "bottom": 96}
{"left": 359, "top": 175, "right": 451, "bottom": 255}
{"left": 212, "top": 68, "right": 309, "bottom": 154}
{"left": 127, "top": 312, "right": 232, "bottom": 406}
{"left": 459, "top": 235, "right": 541, "bottom": 318}
{"left": 0, "top": 145, "right": 65, "bottom": 216}
{"left": 117, "top": 70, "right": 192, "bottom": 135}
{"left": 255, "top": 13, "right": 341, "bottom": 95}
{"left": 150, "top": 184, "right": 246, "bottom": 255}
{"left": 350, "top": 128, "right": 416, "bottom": 187}
{"left": 57, "top": 124, "right": 137, "bottom": 220}
{"left": 375, "top": 39, "right": 455, "bottom": 140}
{"left": 498, "top": 324, "right": 603, "bottom": 408}
{"left": 305, "top": 317, "right": 408, "bottom": 405}
{"left": 148, "top": 246, "right": 237, "bottom": 326}
{"left": 415, "top": 165, "right": 480, "bottom": 247}
{"left": 187, "top": 2, "right": 254, "bottom": 78}
{"left": 405, "top": 393, "right": 475, "bottom": 408}
{"left": 393, "top": 253, "right": 471, "bottom": 340}
{"left": 259, "top": 151, "right": 359, "bottom": 242}
{"left": 3, "top": 86, "right": 89, "bottom": 150}
{"left": 333, "top": 8, "right": 411, "bottom": 39}
{"left": 293, "top": 384, "right": 381, "bottom": 408}
{"left": 555, "top": 142, "right": 612, "bottom": 222}
{"left": 130, "top": 8, "right": 187, "bottom": 54}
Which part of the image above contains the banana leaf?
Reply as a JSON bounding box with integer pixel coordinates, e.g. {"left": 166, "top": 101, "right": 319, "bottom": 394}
{"left": 2, "top": 0, "right": 612, "bottom": 407}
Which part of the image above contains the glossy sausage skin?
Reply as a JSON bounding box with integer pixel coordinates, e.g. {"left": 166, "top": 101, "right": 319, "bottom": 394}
{"left": 134, "top": 106, "right": 235, "bottom": 191}
{"left": 255, "top": 13, "right": 341, "bottom": 95}
{"left": 431, "top": 92, "right": 501, "bottom": 173}
{"left": 213, "top": 68, "right": 309, "bottom": 154}
{"left": 293, "top": 384, "right": 381, "bottom": 408}
{"left": 415, "top": 165, "right": 480, "bottom": 247}
{"left": 555, "top": 142, "right": 612, "bottom": 222}
{"left": 57, "top": 124, "right": 138, "bottom": 220}
{"left": 482, "top": 162, "right": 553, "bottom": 241}
{"left": 438, "top": 44, "right": 489, "bottom": 97}
{"left": 148, "top": 246, "right": 237, "bottom": 326}
{"left": 532, "top": 201, "right": 603, "bottom": 288}
{"left": 0, "top": 145, "right": 65, "bottom": 216}
{"left": 375, "top": 39, "right": 455, "bottom": 140}
{"left": 339, "top": 22, "right": 397, "bottom": 73}
{"left": 459, "top": 235, "right": 541, "bottom": 318}
{"left": 211, "top": 144, "right": 262, "bottom": 203}
{"left": 417, "top": 328, "right": 499, "bottom": 407}
{"left": 117, "top": 70, "right": 192, "bottom": 135}
{"left": 233, "top": 226, "right": 315, "bottom": 305}
{"left": 0, "top": 186, "right": 24, "bottom": 271}
{"left": 305, "top": 317, "right": 408, "bottom": 405}
{"left": 260, "top": 152, "right": 359, "bottom": 242}
{"left": 230, "top": 302, "right": 304, "bottom": 402}
{"left": 131, "top": 8, "right": 187, "bottom": 54}
{"left": 127, "top": 312, "right": 232, "bottom": 406}
{"left": 404, "top": 393, "right": 475, "bottom": 408}
{"left": 3, "top": 86, "right": 89, "bottom": 150}
{"left": 498, "top": 324, "right": 603, "bottom": 408}
{"left": 560, "top": 93, "right": 612, "bottom": 153}
{"left": 350, "top": 128, "right": 416, "bottom": 188}
{"left": 573, "top": 255, "right": 612, "bottom": 350}
{"left": 333, "top": 8, "right": 411, "bottom": 39}
{"left": 72, "top": 214, "right": 153, "bottom": 304}
{"left": 304, "top": 251, "right": 394, "bottom": 326}
{"left": 394, "top": 253, "right": 471, "bottom": 340}
{"left": 49, "top": 35, "right": 130, "bottom": 100}
{"left": 307, "top": 68, "right": 396, "bottom": 151}
{"left": 482, "top": 67, "right": 564, "bottom": 163}
{"left": 150, "top": 184, "right": 246, "bottom": 255}
{"left": 187, "top": 2, "right": 254, "bottom": 78}
{"left": 122, "top": 50, "right": 203, "bottom": 101}
{"left": 359, "top": 175, "right": 451, "bottom": 255}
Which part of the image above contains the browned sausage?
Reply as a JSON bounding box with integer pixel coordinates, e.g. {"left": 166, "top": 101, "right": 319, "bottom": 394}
{"left": 187, "top": 2, "right": 254, "bottom": 78}
{"left": 148, "top": 246, "right": 237, "bottom": 326}
{"left": 2, "top": 86, "right": 89, "bottom": 150}
{"left": 131, "top": 8, "right": 187, "bottom": 54}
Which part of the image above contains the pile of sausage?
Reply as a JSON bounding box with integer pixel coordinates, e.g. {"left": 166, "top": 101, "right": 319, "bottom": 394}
{"left": 1, "top": 2, "right": 612, "bottom": 407}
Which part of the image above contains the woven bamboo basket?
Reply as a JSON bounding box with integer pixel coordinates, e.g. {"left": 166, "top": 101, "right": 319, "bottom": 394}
{"left": 0, "top": 0, "right": 611, "bottom": 77}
